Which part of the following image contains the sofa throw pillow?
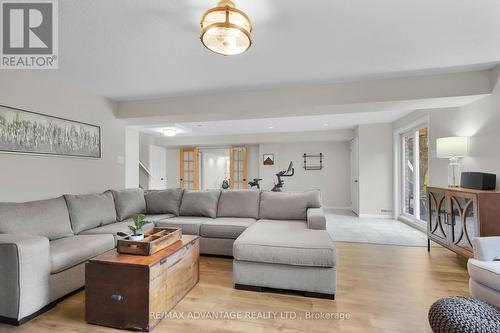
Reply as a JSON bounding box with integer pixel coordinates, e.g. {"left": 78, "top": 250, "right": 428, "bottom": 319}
{"left": 64, "top": 192, "right": 117, "bottom": 233}
{"left": 179, "top": 190, "right": 221, "bottom": 218}
{"left": 259, "top": 190, "right": 322, "bottom": 220}
{"left": 109, "top": 188, "right": 146, "bottom": 221}
{"left": 217, "top": 190, "right": 260, "bottom": 219}
{"left": 144, "top": 188, "right": 184, "bottom": 215}
{"left": 0, "top": 196, "right": 74, "bottom": 240}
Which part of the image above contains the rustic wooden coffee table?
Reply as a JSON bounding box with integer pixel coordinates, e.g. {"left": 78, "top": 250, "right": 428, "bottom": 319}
{"left": 85, "top": 235, "right": 200, "bottom": 331}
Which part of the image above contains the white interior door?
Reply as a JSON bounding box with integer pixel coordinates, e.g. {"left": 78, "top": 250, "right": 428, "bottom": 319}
{"left": 149, "top": 145, "right": 167, "bottom": 190}
{"left": 350, "top": 138, "right": 359, "bottom": 215}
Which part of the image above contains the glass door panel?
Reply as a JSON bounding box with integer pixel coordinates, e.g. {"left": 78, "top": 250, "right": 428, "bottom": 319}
{"left": 401, "top": 125, "right": 429, "bottom": 223}
{"left": 419, "top": 128, "right": 429, "bottom": 222}
{"left": 230, "top": 147, "right": 247, "bottom": 190}
{"left": 180, "top": 148, "right": 199, "bottom": 190}
{"left": 403, "top": 133, "right": 415, "bottom": 215}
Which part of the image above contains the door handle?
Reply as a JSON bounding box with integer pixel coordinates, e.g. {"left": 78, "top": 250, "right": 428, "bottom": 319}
{"left": 354, "top": 180, "right": 358, "bottom": 183}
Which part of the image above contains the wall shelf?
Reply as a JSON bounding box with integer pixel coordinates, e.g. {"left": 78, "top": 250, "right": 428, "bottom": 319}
{"left": 303, "top": 153, "right": 323, "bottom": 170}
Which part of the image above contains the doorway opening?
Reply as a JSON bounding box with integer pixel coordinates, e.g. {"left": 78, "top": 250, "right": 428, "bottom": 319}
{"left": 200, "top": 148, "right": 230, "bottom": 190}
{"left": 179, "top": 147, "right": 248, "bottom": 190}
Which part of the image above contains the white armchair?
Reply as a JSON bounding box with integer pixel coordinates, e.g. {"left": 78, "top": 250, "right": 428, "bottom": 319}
{"left": 467, "top": 237, "right": 500, "bottom": 308}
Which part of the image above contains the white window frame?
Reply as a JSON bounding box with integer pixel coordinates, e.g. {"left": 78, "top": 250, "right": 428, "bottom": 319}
{"left": 393, "top": 116, "right": 430, "bottom": 230}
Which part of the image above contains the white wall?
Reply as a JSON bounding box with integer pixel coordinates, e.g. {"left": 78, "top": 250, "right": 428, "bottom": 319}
{"left": 394, "top": 72, "right": 500, "bottom": 190}
{"left": 163, "top": 141, "right": 350, "bottom": 208}
{"left": 246, "top": 145, "right": 259, "bottom": 185}
{"left": 258, "top": 141, "right": 351, "bottom": 208}
{"left": 125, "top": 128, "right": 139, "bottom": 188}
{"left": 357, "top": 123, "right": 394, "bottom": 217}
{"left": 0, "top": 72, "right": 126, "bottom": 202}
{"left": 138, "top": 132, "right": 155, "bottom": 189}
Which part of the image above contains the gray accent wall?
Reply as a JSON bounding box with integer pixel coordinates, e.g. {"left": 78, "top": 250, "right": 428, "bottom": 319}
{"left": 0, "top": 71, "right": 126, "bottom": 202}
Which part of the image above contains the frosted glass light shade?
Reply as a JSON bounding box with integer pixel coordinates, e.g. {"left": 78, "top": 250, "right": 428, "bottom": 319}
{"left": 200, "top": 0, "right": 252, "bottom": 56}
{"left": 162, "top": 129, "right": 177, "bottom": 137}
{"left": 436, "top": 137, "right": 470, "bottom": 158}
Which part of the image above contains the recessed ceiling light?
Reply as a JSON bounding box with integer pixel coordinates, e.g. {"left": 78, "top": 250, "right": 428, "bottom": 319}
{"left": 268, "top": 126, "right": 274, "bottom": 129}
{"left": 323, "top": 123, "right": 329, "bottom": 127}
{"left": 162, "top": 129, "right": 177, "bottom": 137}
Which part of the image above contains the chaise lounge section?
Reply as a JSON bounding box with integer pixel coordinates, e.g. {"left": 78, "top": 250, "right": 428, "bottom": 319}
{"left": 0, "top": 187, "right": 336, "bottom": 324}
{"left": 233, "top": 192, "right": 336, "bottom": 298}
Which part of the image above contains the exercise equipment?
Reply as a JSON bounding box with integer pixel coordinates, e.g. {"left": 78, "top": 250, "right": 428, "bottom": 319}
{"left": 248, "top": 178, "right": 262, "bottom": 189}
{"left": 271, "top": 161, "right": 294, "bottom": 192}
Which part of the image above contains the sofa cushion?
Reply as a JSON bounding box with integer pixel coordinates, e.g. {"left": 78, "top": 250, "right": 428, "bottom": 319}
{"left": 50, "top": 234, "right": 115, "bottom": 274}
{"left": 234, "top": 220, "right": 336, "bottom": 267}
{"left": 109, "top": 188, "right": 146, "bottom": 221}
{"left": 155, "top": 216, "right": 212, "bottom": 235}
{"left": 145, "top": 189, "right": 184, "bottom": 216}
{"left": 79, "top": 220, "right": 155, "bottom": 237}
{"left": 200, "top": 218, "right": 256, "bottom": 239}
{"left": 179, "top": 190, "right": 220, "bottom": 218}
{"left": 144, "top": 214, "right": 174, "bottom": 222}
{"left": 0, "top": 197, "right": 73, "bottom": 240}
{"left": 468, "top": 259, "right": 500, "bottom": 292}
{"left": 64, "top": 192, "right": 117, "bottom": 233}
{"left": 259, "top": 190, "right": 322, "bottom": 220}
{"left": 217, "top": 190, "right": 260, "bottom": 219}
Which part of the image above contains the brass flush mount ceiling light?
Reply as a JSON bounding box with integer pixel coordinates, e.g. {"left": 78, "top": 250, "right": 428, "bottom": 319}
{"left": 200, "top": 0, "right": 252, "bottom": 56}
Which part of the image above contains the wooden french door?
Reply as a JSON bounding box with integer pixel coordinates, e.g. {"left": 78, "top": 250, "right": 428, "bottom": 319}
{"left": 179, "top": 147, "right": 199, "bottom": 190}
{"left": 229, "top": 147, "right": 247, "bottom": 190}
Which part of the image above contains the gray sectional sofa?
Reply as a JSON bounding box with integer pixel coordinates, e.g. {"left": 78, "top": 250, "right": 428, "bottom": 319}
{"left": 0, "top": 188, "right": 336, "bottom": 324}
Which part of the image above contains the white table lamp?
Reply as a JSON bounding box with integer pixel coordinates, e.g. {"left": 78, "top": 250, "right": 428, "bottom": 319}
{"left": 436, "top": 136, "right": 470, "bottom": 187}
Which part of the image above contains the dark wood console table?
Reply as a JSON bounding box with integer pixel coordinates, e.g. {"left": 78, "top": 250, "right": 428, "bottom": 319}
{"left": 427, "top": 186, "right": 500, "bottom": 258}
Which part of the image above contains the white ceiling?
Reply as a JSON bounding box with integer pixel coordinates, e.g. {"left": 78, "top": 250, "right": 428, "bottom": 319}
{"left": 140, "top": 109, "right": 439, "bottom": 137}
{"left": 44, "top": 0, "right": 500, "bottom": 100}
{"left": 143, "top": 110, "right": 410, "bottom": 137}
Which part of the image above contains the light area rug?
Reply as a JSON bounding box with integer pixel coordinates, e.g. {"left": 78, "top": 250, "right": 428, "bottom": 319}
{"left": 325, "top": 209, "right": 432, "bottom": 247}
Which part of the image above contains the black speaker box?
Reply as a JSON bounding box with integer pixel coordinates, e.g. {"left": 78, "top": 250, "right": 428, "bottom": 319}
{"left": 460, "top": 172, "right": 497, "bottom": 190}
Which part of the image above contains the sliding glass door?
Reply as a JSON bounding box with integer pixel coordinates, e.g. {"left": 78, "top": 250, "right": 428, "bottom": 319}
{"left": 401, "top": 127, "right": 429, "bottom": 223}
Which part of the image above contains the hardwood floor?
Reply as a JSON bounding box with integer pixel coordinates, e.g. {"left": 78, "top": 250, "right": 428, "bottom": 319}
{"left": 0, "top": 242, "right": 469, "bottom": 333}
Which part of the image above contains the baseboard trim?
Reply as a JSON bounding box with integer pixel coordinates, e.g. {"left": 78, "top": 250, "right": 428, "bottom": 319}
{"left": 235, "top": 284, "right": 335, "bottom": 300}
{"left": 397, "top": 215, "right": 427, "bottom": 233}
{"left": 323, "top": 206, "right": 352, "bottom": 210}
{"left": 358, "top": 214, "right": 393, "bottom": 219}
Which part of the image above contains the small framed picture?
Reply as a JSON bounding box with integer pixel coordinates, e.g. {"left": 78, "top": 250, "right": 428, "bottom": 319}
{"left": 263, "top": 154, "right": 274, "bottom": 165}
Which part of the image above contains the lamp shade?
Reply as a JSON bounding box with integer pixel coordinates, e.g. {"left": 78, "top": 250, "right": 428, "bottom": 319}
{"left": 200, "top": 0, "right": 252, "bottom": 56}
{"left": 436, "top": 137, "right": 470, "bottom": 158}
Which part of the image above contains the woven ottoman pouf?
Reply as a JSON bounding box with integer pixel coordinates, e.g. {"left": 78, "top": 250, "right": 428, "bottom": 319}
{"left": 428, "top": 296, "right": 500, "bottom": 333}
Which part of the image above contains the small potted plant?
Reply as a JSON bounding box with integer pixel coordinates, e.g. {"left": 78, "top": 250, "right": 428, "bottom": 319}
{"left": 128, "top": 213, "right": 148, "bottom": 241}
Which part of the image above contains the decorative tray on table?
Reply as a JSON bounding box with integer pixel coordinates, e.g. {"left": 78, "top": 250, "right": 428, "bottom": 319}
{"left": 117, "top": 227, "right": 182, "bottom": 256}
